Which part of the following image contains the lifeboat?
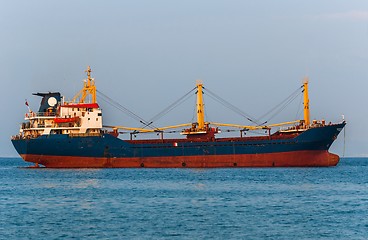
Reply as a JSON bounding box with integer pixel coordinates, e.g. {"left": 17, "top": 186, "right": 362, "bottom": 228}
{"left": 54, "top": 117, "right": 80, "bottom": 123}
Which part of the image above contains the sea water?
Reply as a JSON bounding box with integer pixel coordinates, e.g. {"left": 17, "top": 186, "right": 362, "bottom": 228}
{"left": 0, "top": 157, "right": 367, "bottom": 239}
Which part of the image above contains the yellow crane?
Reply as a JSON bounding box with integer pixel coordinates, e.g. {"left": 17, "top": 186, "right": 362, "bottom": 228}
{"left": 103, "top": 79, "right": 307, "bottom": 135}
{"left": 303, "top": 77, "right": 310, "bottom": 126}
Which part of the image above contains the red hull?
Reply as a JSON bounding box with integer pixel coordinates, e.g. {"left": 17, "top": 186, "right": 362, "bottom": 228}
{"left": 21, "top": 150, "right": 339, "bottom": 168}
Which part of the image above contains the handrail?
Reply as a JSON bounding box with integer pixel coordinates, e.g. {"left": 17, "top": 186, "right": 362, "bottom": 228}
{"left": 25, "top": 112, "right": 56, "bottom": 118}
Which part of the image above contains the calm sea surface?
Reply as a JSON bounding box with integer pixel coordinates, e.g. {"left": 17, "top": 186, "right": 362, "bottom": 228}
{"left": 1, "top": 157, "right": 367, "bottom": 239}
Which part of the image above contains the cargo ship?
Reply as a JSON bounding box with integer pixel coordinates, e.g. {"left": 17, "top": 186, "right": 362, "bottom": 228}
{"left": 11, "top": 67, "right": 346, "bottom": 168}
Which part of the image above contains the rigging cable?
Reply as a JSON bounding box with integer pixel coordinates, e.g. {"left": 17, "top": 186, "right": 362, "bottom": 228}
{"left": 343, "top": 118, "right": 346, "bottom": 157}
{"left": 191, "top": 94, "right": 197, "bottom": 123}
{"left": 139, "top": 87, "right": 197, "bottom": 129}
{"left": 257, "top": 85, "right": 303, "bottom": 124}
{"left": 262, "top": 91, "right": 302, "bottom": 124}
{"left": 203, "top": 87, "right": 261, "bottom": 125}
{"left": 96, "top": 90, "right": 157, "bottom": 129}
{"left": 295, "top": 92, "right": 304, "bottom": 120}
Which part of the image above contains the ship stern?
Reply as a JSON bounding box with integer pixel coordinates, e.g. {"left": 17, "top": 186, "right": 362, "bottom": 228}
{"left": 11, "top": 138, "right": 38, "bottom": 165}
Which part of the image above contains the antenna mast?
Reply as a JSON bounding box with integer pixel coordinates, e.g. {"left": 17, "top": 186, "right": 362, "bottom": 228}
{"left": 72, "top": 66, "right": 97, "bottom": 103}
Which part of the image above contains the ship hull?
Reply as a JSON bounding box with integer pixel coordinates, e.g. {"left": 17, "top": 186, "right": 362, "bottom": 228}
{"left": 19, "top": 150, "right": 339, "bottom": 168}
{"left": 12, "top": 123, "right": 345, "bottom": 168}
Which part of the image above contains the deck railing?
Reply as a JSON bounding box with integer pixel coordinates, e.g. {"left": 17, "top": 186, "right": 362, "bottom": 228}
{"left": 25, "top": 112, "right": 56, "bottom": 118}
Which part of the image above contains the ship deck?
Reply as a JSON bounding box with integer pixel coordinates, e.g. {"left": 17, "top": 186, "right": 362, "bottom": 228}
{"left": 125, "top": 131, "right": 299, "bottom": 144}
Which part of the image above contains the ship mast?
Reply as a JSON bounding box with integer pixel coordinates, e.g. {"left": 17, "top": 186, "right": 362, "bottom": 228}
{"left": 180, "top": 80, "right": 220, "bottom": 137}
{"left": 303, "top": 77, "right": 310, "bottom": 126}
{"left": 72, "top": 66, "right": 97, "bottom": 103}
{"left": 196, "top": 80, "right": 205, "bottom": 130}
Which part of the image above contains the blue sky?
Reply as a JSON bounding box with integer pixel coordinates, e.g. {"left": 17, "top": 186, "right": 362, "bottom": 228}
{"left": 1, "top": 0, "right": 367, "bottom": 157}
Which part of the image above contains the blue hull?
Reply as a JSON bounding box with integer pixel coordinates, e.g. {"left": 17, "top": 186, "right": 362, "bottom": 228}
{"left": 11, "top": 123, "right": 345, "bottom": 167}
